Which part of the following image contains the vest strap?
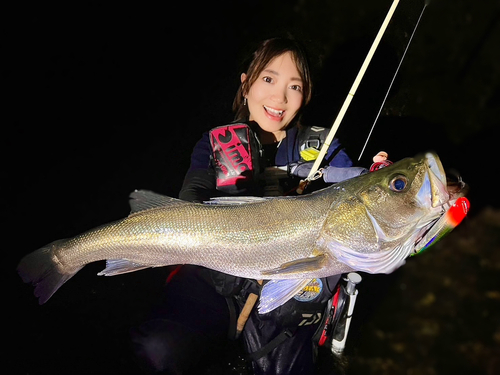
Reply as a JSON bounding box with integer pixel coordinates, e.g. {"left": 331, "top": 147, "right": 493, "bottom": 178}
{"left": 246, "top": 328, "right": 297, "bottom": 361}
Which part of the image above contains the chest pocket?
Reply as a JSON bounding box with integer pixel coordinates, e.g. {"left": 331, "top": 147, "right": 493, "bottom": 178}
{"left": 209, "top": 123, "right": 261, "bottom": 194}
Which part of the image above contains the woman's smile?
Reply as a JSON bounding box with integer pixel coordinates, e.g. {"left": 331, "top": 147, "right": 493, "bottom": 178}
{"left": 263, "top": 105, "right": 285, "bottom": 121}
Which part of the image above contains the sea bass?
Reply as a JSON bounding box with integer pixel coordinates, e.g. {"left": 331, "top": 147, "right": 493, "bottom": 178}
{"left": 17, "top": 152, "right": 468, "bottom": 313}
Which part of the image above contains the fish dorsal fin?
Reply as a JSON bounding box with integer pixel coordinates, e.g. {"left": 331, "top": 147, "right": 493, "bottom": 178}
{"left": 129, "top": 190, "right": 189, "bottom": 213}
{"left": 204, "top": 196, "right": 269, "bottom": 205}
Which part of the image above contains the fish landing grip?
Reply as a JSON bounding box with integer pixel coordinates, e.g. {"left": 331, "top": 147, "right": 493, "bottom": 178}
{"left": 316, "top": 273, "right": 362, "bottom": 354}
{"left": 330, "top": 272, "right": 362, "bottom": 355}
{"left": 317, "top": 284, "right": 345, "bottom": 347}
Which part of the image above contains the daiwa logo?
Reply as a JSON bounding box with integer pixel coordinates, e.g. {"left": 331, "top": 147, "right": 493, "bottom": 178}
{"left": 298, "top": 313, "right": 322, "bottom": 326}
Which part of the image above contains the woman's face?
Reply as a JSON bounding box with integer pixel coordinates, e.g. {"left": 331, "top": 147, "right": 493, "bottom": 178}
{"left": 242, "top": 52, "right": 304, "bottom": 140}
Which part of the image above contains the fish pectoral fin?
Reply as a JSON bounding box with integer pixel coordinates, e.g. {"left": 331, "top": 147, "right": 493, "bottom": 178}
{"left": 258, "top": 279, "right": 312, "bottom": 314}
{"left": 261, "top": 254, "right": 326, "bottom": 276}
{"left": 97, "top": 259, "right": 150, "bottom": 276}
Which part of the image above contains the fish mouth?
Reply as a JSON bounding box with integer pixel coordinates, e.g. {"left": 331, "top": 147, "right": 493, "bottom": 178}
{"left": 416, "top": 152, "right": 467, "bottom": 208}
{"left": 422, "top": 152, "right": 449, "bottom": 208}
{"left": 421, "top": 151, "right": 469, "bottom": 208}
{"left": 413, "top": 152, "right": 469, "bottom": 253}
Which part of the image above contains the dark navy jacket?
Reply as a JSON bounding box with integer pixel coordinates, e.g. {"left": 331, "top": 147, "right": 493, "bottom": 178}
{"left": 180, "top": 122, "right": 353, "bottom": 202}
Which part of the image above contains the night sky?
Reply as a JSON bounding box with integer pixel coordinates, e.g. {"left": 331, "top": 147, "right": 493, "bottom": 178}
{"left": 6, "top": 1, "right": 499, "bottom": 374}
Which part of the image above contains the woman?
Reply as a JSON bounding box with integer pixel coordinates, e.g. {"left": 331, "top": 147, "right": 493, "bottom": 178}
{"left": 131, "top": 37, "right": 367, "bottom": 375}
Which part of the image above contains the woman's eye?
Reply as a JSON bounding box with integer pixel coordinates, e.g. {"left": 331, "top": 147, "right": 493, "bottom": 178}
{"left": 290, "top": 84, "right": 302, "bottom": 92}
{"left": 263, "top": 76, "right": 273, "bottom": 83}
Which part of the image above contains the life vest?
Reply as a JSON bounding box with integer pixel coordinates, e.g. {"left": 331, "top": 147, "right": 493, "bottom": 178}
{"left": 209, "top": 122, "right": 332, "bottom": 194}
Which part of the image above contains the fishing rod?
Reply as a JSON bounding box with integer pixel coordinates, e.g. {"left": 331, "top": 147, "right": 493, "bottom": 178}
{"left": 298, "top": 0, "right": 429, "bottom": 192}
{"left": 358, "top": 0, "right": 430, "bottom": 161}
{"left": 296, "top": 0, "right": 401, "bottom": 194}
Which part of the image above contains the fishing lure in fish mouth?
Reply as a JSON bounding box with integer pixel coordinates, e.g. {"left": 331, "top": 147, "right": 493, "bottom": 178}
{"left": 413, "top": 196, "right": 470, "bottom": 255}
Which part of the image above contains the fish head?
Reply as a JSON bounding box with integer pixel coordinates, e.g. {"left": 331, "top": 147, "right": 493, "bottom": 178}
{"left": 322, "top": 152, "right": 468, "bottom": 274}
{"left": 360, "top": 152, "right": 450, "bottom": 240}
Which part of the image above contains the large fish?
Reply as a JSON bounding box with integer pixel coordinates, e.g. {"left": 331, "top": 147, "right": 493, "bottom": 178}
{"left": 17, "top": 152, "right": 468, "bottom": 313}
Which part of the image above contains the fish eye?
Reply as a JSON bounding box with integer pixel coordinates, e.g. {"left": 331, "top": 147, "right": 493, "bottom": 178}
{"left": 389, "top": 175, "right": 408, "bottom": 192}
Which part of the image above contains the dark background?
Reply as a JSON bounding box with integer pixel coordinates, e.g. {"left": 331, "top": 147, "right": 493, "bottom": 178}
{"left": 5, "top": 1, "right": 499, "bottom": 374}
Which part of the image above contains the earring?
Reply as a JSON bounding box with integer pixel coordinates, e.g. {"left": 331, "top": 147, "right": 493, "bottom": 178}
{"left": 243, "top": 97, "right": 247, "bottom": 106}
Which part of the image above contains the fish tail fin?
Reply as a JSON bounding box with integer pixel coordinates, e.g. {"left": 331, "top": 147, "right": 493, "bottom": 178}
{"left": 17, "top": 240, "right": 82, "bottom": 304}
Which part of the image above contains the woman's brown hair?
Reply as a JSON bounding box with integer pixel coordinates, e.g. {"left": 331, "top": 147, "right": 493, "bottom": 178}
{"left": 233, "top": 37, "right": 313, "bottom": 122}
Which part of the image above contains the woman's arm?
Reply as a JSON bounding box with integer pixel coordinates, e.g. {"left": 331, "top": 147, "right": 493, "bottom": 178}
{"left": 178, "top": 132, "right": 218, "bottom": 203}
{"left": 288, "top": 134, "right": 367, "bottom": 184}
